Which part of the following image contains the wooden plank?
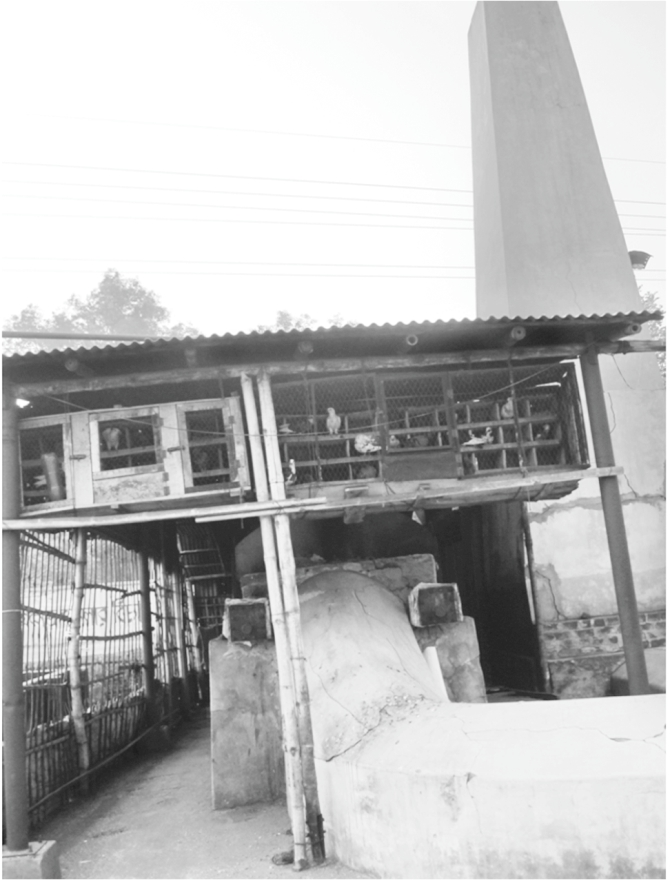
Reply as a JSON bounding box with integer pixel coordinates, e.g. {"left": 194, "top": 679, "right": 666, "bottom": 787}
{"left": 9, "top": 340, "right": 665, "bottom": 399}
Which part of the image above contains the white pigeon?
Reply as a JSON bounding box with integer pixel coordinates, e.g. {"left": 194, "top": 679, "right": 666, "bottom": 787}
{"left": 354, "top": 433, "right": 382, "bottom": 454}
{"left": 501, "top": 397, "right": 515, "bottom": 420}
{"left": 326, "top": 407, "right": 341, "bottom": 435}
{"left": 102, "top": 426, "right": 122, "bottom": 450}
{"left": 389, "top": 434, "right": 401, "bottom": 448}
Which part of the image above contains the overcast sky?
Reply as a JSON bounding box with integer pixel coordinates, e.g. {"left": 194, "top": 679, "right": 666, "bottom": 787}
{"left": 2, "top": 1, "right": 665, "bottom": 336}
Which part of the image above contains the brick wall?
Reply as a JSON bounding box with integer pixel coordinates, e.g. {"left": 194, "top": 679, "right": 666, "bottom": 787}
{"left": 540, "top": 610, "right": 665, "bottom": 698}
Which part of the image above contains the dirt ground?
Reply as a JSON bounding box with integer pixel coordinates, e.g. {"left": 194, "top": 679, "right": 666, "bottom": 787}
{"left": 37, "top": 711, "right": 376, "bottom": 880}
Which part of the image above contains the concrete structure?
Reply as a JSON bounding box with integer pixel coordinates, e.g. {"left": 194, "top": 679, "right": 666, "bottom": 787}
{"left": 469, "top": 1, "right": 665, "bottom": 697}
{"left": 2, "top": 842, "right": 61, "bottom": 880}
{"left": 209, "top": 639, "right": 284, "bottom": 809}
{"left": 300, "top": 569, "right": 665, "bottom": 878}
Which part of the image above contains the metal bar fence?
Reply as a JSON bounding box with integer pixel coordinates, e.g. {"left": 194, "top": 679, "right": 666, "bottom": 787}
{"left": 18, "top": 529, "right": 198, "bottom": 829}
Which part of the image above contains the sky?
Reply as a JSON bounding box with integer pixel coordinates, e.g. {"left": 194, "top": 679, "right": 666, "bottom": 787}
{"left": 2, "top": 1, "right": 665, "bottom": 337}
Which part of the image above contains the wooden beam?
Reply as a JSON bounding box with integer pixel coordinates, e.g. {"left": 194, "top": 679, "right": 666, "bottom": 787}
{"left": 4, "top": 497, "right": 327, "bottom": 531}
{"left": 7, "top": 339, "right": 664, "bottom": 399}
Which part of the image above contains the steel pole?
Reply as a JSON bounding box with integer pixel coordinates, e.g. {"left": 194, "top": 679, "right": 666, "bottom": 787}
{"left": 579, "top": 350, "right": 649, "bottom": 694}
{"left": 2, "top": 387, "right": 30, "bottom": 850}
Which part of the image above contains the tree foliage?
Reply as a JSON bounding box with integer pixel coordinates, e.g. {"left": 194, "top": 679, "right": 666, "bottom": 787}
{"left": 255, "top": 310, "right": 353, "bottom": 333}
{"left": 639, "top": 289, "right": 666, "bottom": 380}
{"left": 3, "top": 270, "right": 200, "bottom": 355}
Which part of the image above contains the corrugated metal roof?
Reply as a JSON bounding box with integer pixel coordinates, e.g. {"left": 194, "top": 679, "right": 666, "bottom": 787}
{"left": 2, "top": 311, "right": 660, "bottom": 364}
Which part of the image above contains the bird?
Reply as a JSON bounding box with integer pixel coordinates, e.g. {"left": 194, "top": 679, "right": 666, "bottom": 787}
{"left": 501, "top": 397, "right": 515, "bottom": 420}
{"left": 536, "top": 423, "right": 552, "bottom": 440}
{"left": 355, "top": 463, "right": 378, "bottom": 479}
{"left": 102, "top": 426, "right": 122, "bottom": 451}
{"left": 463, "top": 452, "right": 479, "bottom": 475}
{"left": 284, "top": 459, "right": 297, "bottom": 486}
{"left": 462, "top": 429, "right": 490, "bottom": 447}
{"left": 279, "top": 420, "right": 293, "bottom": 434}
{"left": 354, "top": 433, "right": 382, "bottom": 454}
{"left": 325, "top": 407, "right": 341, "bottom": 435}
{"left": 192, "top": 449, "right": 210, "bottom": 472}
{"left": 388, "top": 434, "right": 401, "bottom": 449}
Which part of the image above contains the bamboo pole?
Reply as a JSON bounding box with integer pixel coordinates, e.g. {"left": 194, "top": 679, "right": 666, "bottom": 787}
{"left": 240, "top": 373, "right": 309, "bottom": 869}
{"left": 184, "top": 580, "right": 206, "bottom": 701}
{"left": 2, "top": 388, "right": 29, "bottom": 851}
{"left": 138, "top": 550, "right": 156, "bottom": 720}
{"left": 68, "top": 528, "right": 91, "bottom": 792}
{"left": 257, "top": 371, "right": 325, "bottom": 863}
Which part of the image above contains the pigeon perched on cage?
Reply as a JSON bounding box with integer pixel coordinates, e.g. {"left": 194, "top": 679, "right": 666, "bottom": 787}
{"left": 102, "top": 426, "right": 122, "bottom": 450}
{"left": 326, "top": 408, "right": 341, "bottom": 435}
{"left": 501, "top": 397, "right": 515, "bottom": 420}
{"left": 354, "top": 433, "right": 382, "bottom": 454}
{"left": 355, "top": 463, "right": 378, "bottom": 480}
{"left": 462, "top": 428, "right": 493, "bottom": 447}
{"left": 284, "top": 459, "right": 297, "bottom": 486}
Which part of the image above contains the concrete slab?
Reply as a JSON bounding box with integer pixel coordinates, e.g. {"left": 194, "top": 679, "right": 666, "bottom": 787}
{"left": 2, "top": 841, "right": 60, "bottom": 879}
{"left": 299, "top": 570, "right": 665, "bottom": 879}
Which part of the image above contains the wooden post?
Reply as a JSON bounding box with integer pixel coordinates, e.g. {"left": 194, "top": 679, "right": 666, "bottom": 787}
{"left": 68, "top": 527, "right": 91, "bottom": 792}
{"left": 161, "top": 525, "right": 191, "bottom": 715}
{"left": 240, "top": 373, "right": 309, "bottom": 869}
{"left": 184, "top": 579, "right": 206, "bottom": 701}
{"left": 138, "top": 549, "right": 156, "bottom": 719}
{"left": 2, "top": 388, "right": 29, "bottom": 851}
{"left": 257, "top": 371, "right": 325, "bottom": 863}
{"left": 580, "top": 349, "right": 650, "bottom": 694}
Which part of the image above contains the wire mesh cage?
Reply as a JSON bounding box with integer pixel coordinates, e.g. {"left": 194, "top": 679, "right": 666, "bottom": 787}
{"left": 184, "top": 408, "right": 231, "bottom": 487}
{"left": 452, "top": 362, "right": 588, "bottom": 476}
{"left": 272, "top": 373, "right": 380, "bottom": 483}
{"left": 271, "top": 363, "right": 587, "bottom": 486}
{"left": 97, "top": 415, "right": 158, "bottom": 471}
{"left": 19, "top": 423, "right": 68, "bottom": 507}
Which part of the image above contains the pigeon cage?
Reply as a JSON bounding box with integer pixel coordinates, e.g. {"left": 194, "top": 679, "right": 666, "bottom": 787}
{"left": 271, "top": 362, "right": 588, "bottom": 486}
{"left": 19, "top": 417, "right": 70, "bottom": 508}
{"left": 450, "top": 361, "right": 589, "bottom": 476}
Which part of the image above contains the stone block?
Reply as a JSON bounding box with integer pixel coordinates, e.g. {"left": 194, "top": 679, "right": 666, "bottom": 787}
{"left": 408, "top": 583, "right": 463, "bottom": 628}
{"left": 434, "top": 617, "right": 487, "bottom": 703}
{"left": 209, "top": 638, "right": 284, "bottom": 809}
{"left": 2, "top": 841, "right": 60, "bottom": 879}
{"left": 222, "top": 598, "right": 271, "bottom": 642}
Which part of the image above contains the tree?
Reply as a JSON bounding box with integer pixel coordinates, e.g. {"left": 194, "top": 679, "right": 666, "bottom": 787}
{"left": 3, "top": 269, "right": 200, "bottom": 355}
{"left": 639, "top": 289, "right": 666, "bottom": 380}
{"left": 255, "top": 310, "right": 353, "bottom": 333}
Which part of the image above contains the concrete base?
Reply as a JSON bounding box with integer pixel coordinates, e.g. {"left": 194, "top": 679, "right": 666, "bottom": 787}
{"left": 2, "top": 842, "right": 61, "bottom": 879}
{"left": 209, "top": 637, "right": 284, "bottom": 809}
{"left": 299, "top": 570, "right": 665, "bottom": 879}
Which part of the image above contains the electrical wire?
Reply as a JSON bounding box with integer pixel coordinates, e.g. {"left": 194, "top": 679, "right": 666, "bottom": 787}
{"left": 1, "top": 179, "right": 475, "bottom": 209}
{"left": 2, "top": 162, "right": 473, "bottom": 194}
{"left": 1, "top": 192, "right": 475, "bottom": 223}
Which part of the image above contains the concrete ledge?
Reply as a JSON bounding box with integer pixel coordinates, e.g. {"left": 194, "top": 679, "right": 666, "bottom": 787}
{"left": 2, "top": 841, "right": 61, "bottom": 879}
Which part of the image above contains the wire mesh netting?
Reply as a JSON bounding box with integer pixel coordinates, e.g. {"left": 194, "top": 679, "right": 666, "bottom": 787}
{"left": 183, "top": 407, "right": 233, "bottom": 489}
{"left": 98, "top": 416, "right": 158, "bottom": 471}
{"left": 271, "top": 363, "right": 587, "bottom": 484}
{"left": 19, "top": 424, "right": 68, "bottom": 507}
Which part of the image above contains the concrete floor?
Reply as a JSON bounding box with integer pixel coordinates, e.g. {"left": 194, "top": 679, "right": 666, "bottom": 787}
{"left": 37, "top": 711, "right": 375, "bottom": 880}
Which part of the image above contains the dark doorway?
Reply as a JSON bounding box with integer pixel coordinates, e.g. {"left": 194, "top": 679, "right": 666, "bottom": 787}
{"left": 428, "top": 502, "right": 542, "bottom": 691}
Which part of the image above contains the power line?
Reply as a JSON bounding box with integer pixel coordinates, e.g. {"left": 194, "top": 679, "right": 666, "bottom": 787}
{"left": 1, "top": 258, "right": 477, "bottom": 267}
{"left": 2, "top": 162, "right": 472, "bottom": 194}
{"left": 0, "top": 270, "right": 477, "bottom": 278}
{"left": 1, "top": 212, "right": 476, "bottom": 231}
{"left": 4, "top": 190, "right": 664, "bottom": 221}
{"left": 1, "top": 179, "right": 474, "bottom": 209}
{"left": 2, "top": 192, "right": 475, "bottom": 224}
{"left": 9, "top": 115, "right": 666, "bottom": 164}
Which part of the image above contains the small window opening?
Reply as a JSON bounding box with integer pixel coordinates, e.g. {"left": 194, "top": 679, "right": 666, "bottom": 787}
{"left": 20, "top": 425, "right": 67, "bottom": 506}
{"left": 98, "top": 416, "right": 157, "bottom": 471}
